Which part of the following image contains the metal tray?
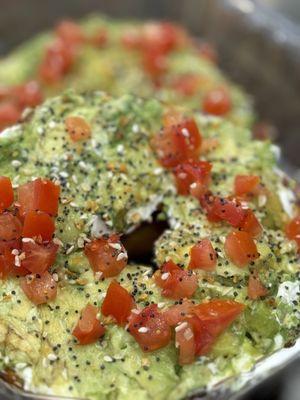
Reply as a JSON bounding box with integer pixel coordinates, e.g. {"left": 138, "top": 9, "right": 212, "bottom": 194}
{"left": 0, "top": 1, "right": 299, "bottom": 399}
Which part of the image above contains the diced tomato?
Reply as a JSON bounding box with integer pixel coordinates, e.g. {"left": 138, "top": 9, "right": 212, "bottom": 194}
{"left": 175, "top": 319, "right": 196, "bottom": 365}
{"left": 151, "top": 118, "right": 202, "bottom": 168}
{"left": 73, "top": 304, "right": 105, "bottom": 345}
{"left": 173, "top": 160, "right": 212, "bottom": 197}
{"left": 199, "top": 192, "right": 222, "bottom": 223}
{"left": 163, "top": 300, "right": 195, "bottom": 326}
{"left": 285, "top": 216, "right": 300, "bottom": 248}
{"left": 0, "top": 240, "right": 28, "bottom": 279}
{"left": 65, "top": 116, "right": 91, "bottom": 142}
{"left": 17, "top": 178, "right": 60, "bottom": 217}
{"left": 128, "top": 304, "right": 171, "bottom": 352}
{"left": 171, "top": 74, "right": 199, "bottom": 97}
{"left": 142, "top": 49, "right": 168, "bottom": 80}
{"left": 20, "top": 271, "right": 57, "bottom": 305}
{"left": 202, "top": 88, "right": 231, "bottom": 116}
{"left": 0, "top": 177, "right": 14, "bottom": 213}
{"left": 101, "top": 280, "right": 135, "bottom": 325}
{"left": 234, "top": 175, "right": 260, "bottom": 197}
{"left": 0, "top": 212, "right": 22, "bottom": 241}
{"left": 209, "top": 197, "right": 246, "bottom": 227}
{"left": 247, "top": 273, "right": 268, "bottom": 300}
{"left": 155, "top": 260, "right": 198, "bottom": 299}
{"left": 239, "top": 209, "right": 262, "bottom": 238}
{"left": 39, "top": 39, "right": 75, "bottom": 84}
{"left": 21, "top": 241, "right": 58, "bottom": 274}
{"left": 84, "top": 235, "right": 128, "bottom": 278}
{"left": 197, "top": 42, "right": 218, "bottom": 63}
{"left": 55, "top": 20, "right": 85, "bottom": 46}
{"left": 224, "top": 231, "right": 259, "bottom": 267}
{"left": 89, "top": 28, "right": 108, "bottom": 47}
{"left": 188, "top": 238, "right": 216, "bottom": 271}
{"left": 142, "top": 22, "right": 185, "bottom": 54}
{"left": 13, "top": 81, "right": 43, "bottom": 109}
{"left": 192, "top": 299, "right": 245, "bottom": 354}
{"left": 0, "top": 102, "right": 21, "bottom": 131}
{"left": 22, "top": 211, "right": 55, "bottom": 241}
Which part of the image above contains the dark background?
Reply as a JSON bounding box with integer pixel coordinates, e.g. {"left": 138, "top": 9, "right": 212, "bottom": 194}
{"left": 0, "top": 1, "right": 299, "bottom": 400}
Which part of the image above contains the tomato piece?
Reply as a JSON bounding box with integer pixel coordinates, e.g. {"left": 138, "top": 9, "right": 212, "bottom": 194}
{"left": 0, "top": 212, "right": 22, "bottom": 241}
{"left": 142, "top": 22, "right": 184, "bottom": 54}
{"left": 163, "top": 300, "right": 195, "bottom": 326}
{"left": 0, "top": 177, "right": 14, "bottom": 213}
{"left": 171, "top": 74, "right": 199, "bottom": 97}
{"left": 84, "top": 235, "right": 128, "bottom": 278}
{"left": 234, "top": 175, "right": 260, "bottom": 197}
{"left": 142, "top": 49, "right": 168, "bottom": 80}
{"left": 128, "top": 304, "right": 171, "bottom": 352}
{"left": 285, "top": 216, "right": 300, "bottom": 248}
{"left": 202, "top": 88, "right": 231, "bottom": 116}
{"left": 239, "top": 209, "right": 262, "bottom": 238}
{"left": 21, "top": 241, "right": 59, "bottom": 274}
{"left": 151, "top": 118, "right": 202, "bottom": 168}
{"left": 173, "top": 161, "right": 212, "bottom": 197}
{"left": 121, "top": 27, "right": 142, "bottom": 49}
{"left": 155, "top": 260, "right": 198, "bottom": 299}
{"left": 20, "top": 271, "right": 57, "bottom": 305}
{"left": 73, "top": 304, "right": 105, "bottom": 345}
{"left": 13, "top": 81, "right": 43, "bottom": 109}
{"left": 101, "top": 280, "right": 135, "bottom": 325}
{"left": 0, "top": 102, "right": 21, "bottom": 131}
{"left": 65, "top": 116, "right": 91, "bottom": 142}
{"left": 22, "top": 211, "right": 55, "bottom": 241}
{"left": 248, "top": 273, "right": 268, "bottom": 300}
{"left": 175, "top": 319, "right": 196, "bottom": 365}
{"left": 199, "top": 192, "right": 222, "bottom": 223}
{"left": 89, "top": 28, "right": 108, "bottom": 47}
{"left": 0, "top": 239, "right": 29, "bottom": 279}
{"left": 224, "top": 231, "right": 259, "bottom": 267}
{"left": 188, "top": 238, "right": 217, "bottom": 271}
{"left": 193, "top": 299, "right": 245, "bottom": 354}
{"left": 55, "top": 20, "right": 85, "bottom": 46}
{"left": 210, "top": 197, "right": 246, "bottom": 227}
{"left": 17, "top": 178, "right": 60, "bottom": 217}
{"left": 197, "top": 42, "right": 218, "bottom": 63}
{"left": 39, "top": 39, "right": 75, "bottom": 84}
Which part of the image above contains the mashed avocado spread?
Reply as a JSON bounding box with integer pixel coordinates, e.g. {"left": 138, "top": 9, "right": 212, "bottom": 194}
{"left": 0, "top": 90, "right": 299, "bottom": 400}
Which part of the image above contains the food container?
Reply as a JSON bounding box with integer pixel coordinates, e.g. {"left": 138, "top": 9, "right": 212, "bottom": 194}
{"left": 0, "top": 1, "right": 299, "bottom": 399}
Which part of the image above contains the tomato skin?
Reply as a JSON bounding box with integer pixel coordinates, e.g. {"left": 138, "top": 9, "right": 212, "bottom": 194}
{"left": 202, "top": 88, "right": 231, "bottom": 116}
{"left": 173, "top": 161, "right": 212, "bottom": 197}
{"left": 211, "top": 197, "right": 246, "bottom": 228}
{"left": 20, "top": 272, "right": 57, "bottom": 305}
{"left": 175, "top": 319, "right": 196, "bottom": 365}
{"left": 22, "top": 211, "right": 55, "bottom": 241}
{"left": 155, "top": 260, "right": 198, "bottom": 299}
{"left": 224, "top": 231, "right": 259, "bottom": 267}
{"left": 0, "top": 177, "right": 14, "bottom": 213}
{"left": 142, "top": 22, "right": 184, "bottom": 54}
{"left": 151, "top": 118, "right": 202, "bottom": 168}
{"left": 73, "top": 304, "right": 105, "bottom": 345}
{"left": 101, "top": 280, "right": 135, "bottom": 325}
{"left": 199, "top": 192, "right": 222, "bottom": 223}
{"left": 285, "top": 216, "right": 300, "bottom": 248}
{"left": 84, "top": 235, "right": 128, "bottom": 278}
{"left": 188, "top": 239, "right": 217, "bottom": 271}
{"left": 163, "top": 300, "right": 195, "bottom": 327}
{"left": 13, "top": 81, "right": 43, "bottom": 109}
{"left": 0, "top": 102, "right": 21, "bottom": 131}
{"left": 248, "top": 273, "right": 268, "bottom": 300}
{"left": 17, "top": 178, "right": 60, "bottom": 217}
{"left": 171, "top": 74, "right": 199, "bottom": 97}
{"left": 55, "top": 20, "right": 85, "bottom": 46}
{"left": 21, "top": 241, "right": 59, "bottom": 274}
{"left": 128, "top": 304, "right": 171, "bottom": 352}
{"left": 65, "top": 116, "right": 91, "bottom": 142}
{"left": 234, "top": 175, "right": 260, "bottom": 197}
{"left": 0, "top": 212, "right": 22, "bottom": 241}
{"left": 239, "top": 209, "right": 262, "bottom": 238}
{"left": 0, "top": 240, "right": 29, "bottom": 279}
{"left": 39, "top": 39, "right": 75, "bottom": 84}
